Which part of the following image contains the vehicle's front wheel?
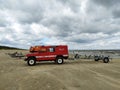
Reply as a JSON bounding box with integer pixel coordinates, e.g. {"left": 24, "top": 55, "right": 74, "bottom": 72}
{"left": 27, "top": 58, "right": 36, "bottom": 66}
{"left": 56, "top": 57, "right": 63, "bottom": 64}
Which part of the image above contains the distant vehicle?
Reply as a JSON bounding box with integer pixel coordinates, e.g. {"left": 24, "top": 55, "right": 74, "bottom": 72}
{"left": 94, "top": 55, "right": 110, "bottom": 63}
{"left": 24, "top": 45, "right": 69, "bottom": 66}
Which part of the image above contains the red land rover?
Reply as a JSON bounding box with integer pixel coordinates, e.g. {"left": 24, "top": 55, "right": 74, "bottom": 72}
{"left": 24, "top": 45, "right": 69, "bottom": 66}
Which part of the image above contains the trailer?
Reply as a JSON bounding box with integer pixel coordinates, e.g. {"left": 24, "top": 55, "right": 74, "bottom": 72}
{"left": 94, "top": 55, "right": 110, "bottom": 63}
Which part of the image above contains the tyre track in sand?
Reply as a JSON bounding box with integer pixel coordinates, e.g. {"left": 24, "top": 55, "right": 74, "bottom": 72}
{"left": 82, "top": 64, "right": 120, "bottom": 89}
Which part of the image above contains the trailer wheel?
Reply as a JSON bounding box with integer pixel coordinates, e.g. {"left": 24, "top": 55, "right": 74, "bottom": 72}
{"left": 94, "top": 59, "right": 99, "bottom": 61}
{"left": 27, "top": 58, "right": 36, "bottom": 66}
{"left": 94, "top": 56, "right": 99, "bottom": 61}
{"left": 56, "top": 57, "right": 63, "bottom": 64}
{"left": 103, "top": 57, "right": 109, "bottom": 63}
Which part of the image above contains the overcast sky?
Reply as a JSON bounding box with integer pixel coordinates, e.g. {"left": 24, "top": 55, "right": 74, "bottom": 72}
{"left": 0, "top": 0, "right": 120, "bottom": 49}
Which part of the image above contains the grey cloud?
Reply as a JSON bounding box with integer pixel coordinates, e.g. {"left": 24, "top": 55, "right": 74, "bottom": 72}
{"left": 17, "top": 11, "right": 43, "bottom": 24}
{"left": 58, "top": 0, "right": 81, "bottom": 13}
{"left": 41, "top": 8, "right": 119, "bottom": 45}
{"left": 41, "top": 16, "right": 76, "bottom": 37}
{"left": 0, "top": 0, "right": 44, "bottom": 24}
{"left": 0, "top": 21, "right": 6, "bottom": 27}
{"left": 92, "top": 0, "right": 120, "bottom": 7}
{"left": 67, "top": 38, "right": 93, "bottom": 44}
{"left": 0, "top": 0, "right": 120, "bottom": 49}
{"left": 87, "top": 0, "right": 120, "bottom": 20}
{"left": 113, "top": 9, "right": 120, "bottom": 18}
{"left": 82, "top": 24, "right": 120, "bottom": 35}
{"left": 0, "top": 12, "right": 9, "bottom": 27}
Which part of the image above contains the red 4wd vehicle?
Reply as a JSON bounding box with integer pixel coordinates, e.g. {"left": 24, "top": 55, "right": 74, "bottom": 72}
{"left": 24, "top": 45, "right": 69, "bottom": 66}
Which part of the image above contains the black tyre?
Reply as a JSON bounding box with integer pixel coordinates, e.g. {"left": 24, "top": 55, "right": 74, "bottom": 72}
{"left": 27, "top": 58, "right": 36, "bottom": 66}
{"left": 56, "top": 57, "right": 63, "bottom": 64}
{"left": 103, "top": 57, "right": 109, "bottom": 63}
{"left": 94, "top": 56, "right": 99, "bottom": 61}
{"left": 94, "top": 59, "right": 99, "bottom": 61}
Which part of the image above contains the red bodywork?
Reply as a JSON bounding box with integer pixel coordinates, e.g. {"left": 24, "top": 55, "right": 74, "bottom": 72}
{"left": 25, "top": 45, "right": 69, "bottom": 61}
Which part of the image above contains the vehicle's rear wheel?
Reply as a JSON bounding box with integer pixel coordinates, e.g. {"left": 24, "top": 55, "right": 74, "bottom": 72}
{"left": 56, "top": 57, "right": 63, "bottom": 64}
{"left": 103, "top": 57, "right": 109, "bottom": 63}
{"left": 27, "top": 58, "right": 36, "bottom": 66}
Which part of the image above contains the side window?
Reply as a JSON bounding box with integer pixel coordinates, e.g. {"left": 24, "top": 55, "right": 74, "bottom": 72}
{"left": 49, "top": 48, "right": 55, "bottom": 52}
